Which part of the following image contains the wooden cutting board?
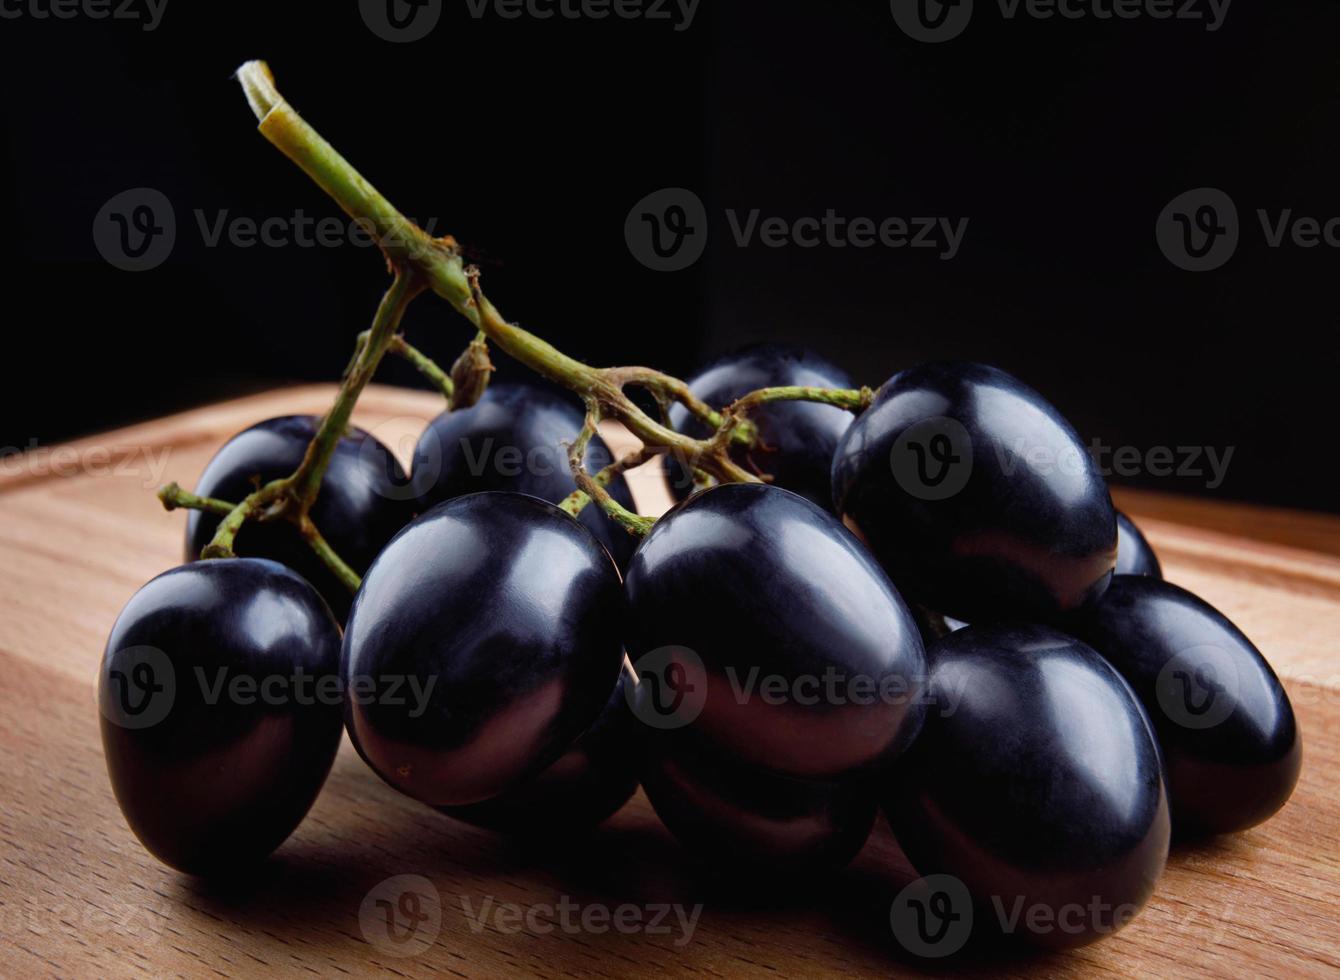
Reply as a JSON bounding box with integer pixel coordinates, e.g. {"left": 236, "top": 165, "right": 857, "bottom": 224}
{"left": 1, "top": 384, "right": 1336, "bottom": 978}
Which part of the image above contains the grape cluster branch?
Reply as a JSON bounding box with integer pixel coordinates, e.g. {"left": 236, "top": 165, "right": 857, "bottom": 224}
{"left": 155, "top": 61, "right": 875, "bottom": 598}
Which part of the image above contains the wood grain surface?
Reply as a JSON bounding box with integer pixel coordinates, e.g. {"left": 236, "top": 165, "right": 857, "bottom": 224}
{"left": 1, "top": 384, "right": 1336, "bottom": 979}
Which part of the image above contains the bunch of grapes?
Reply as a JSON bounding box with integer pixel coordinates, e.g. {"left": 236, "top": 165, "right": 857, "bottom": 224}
{"left": 98, "top": 63, "right": 1300, "bottom": 955}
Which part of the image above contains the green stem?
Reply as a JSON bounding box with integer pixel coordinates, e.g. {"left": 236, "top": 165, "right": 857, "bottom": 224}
{"left": 200, "top": 479, "right": 289, "bottom": 559}
{"left": 234, "top": 61, "right": 759, "bottom": 488}
{"left": 159, "top": 484, "right": 364, "bottom": 592}
{"left": 391, "top": 335, "right": 455, "bottom": 402}
{"left": 559, "top": 445, "right": 660, "bottom": 518}
{"left": 230, "top": 61, "right": 877, "bottom": 543}
{"left": 173, "top": 271, "right": 420, "bottom": 583}
{"left": 729, "top": 385, "right": 875, "bottom": 415}
{"left": 604, "top": 366, "right": 755, "bottom": 446}
{"left": 157, "top": 483, "right": 234, "bottom": 518}
{"left": 707, "top": 385, "right": 875, "bottom": 457}
{"left": 474, "top": 291, "right": 768, "bottom": 485}
{"left": 237, "top": 62, "right": 454, "bottom": 291}
{"left": 566, "top": 411, "right": 657, "bottom": 537}
{"left": 296, "top": 516, "right": 362, "bottom": 595}
{"left": 290, "top": 273, "right": 421, "bottom": 507}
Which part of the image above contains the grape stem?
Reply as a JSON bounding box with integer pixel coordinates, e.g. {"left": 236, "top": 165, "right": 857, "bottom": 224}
{"left": 231, "top": 60, "right": 869, "bottom": 489}
{"left": 158, "top": 484, "right": 234, "bottom": 518}
{"left": 565, "top": 408, "right": 659, "bottom": 538}
{"left": 558, "top": 443, "right": 662, "bottom": 525}
{"left": 162, "top": 271, "right": 423, "bottom": 591}
{"left": 357, "top": 331, "right": 457, "bottom": 404}
{"left": 154, "top": 62, "right": 877, "bottom": 599}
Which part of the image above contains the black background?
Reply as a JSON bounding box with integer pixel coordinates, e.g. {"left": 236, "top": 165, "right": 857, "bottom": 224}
{"left": 1, "top": 0, "right": 1335, "bottom": 511}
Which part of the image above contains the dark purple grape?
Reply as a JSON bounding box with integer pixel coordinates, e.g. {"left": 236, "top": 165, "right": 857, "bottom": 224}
{"left": 342, "top": 492, "right": 625, "bottom": 807}
{"left": 411, "top": 383, "right": 638, "bottom": 568}
{"left": 1115, "top": 511, "right": 1163, "bottom": 578}
{"left": 665, "top": 345, "right": 854, "bottom": 510}
{"left": 99, "top": 558, "right": 343, "bottom": 875}
{"left": 624, "top": 482, "right": 926, "bottom": 781}
{"left": 882, "top": 623, "right": 1169, "bottom": 948}
{"left": 440, "top": 662, "right": 642, "bottom": 832}
{"left": 1072, "top": 576, "right": 1301, "bottom": 836}
{"left": 640, "top": 726, "right": 876, "bottom": 871}
{"left": 832, "top": 362, "right": 1116, "bottom": 623}
{"left": 187, "top": 416, "right": 411, "bottom": 620}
